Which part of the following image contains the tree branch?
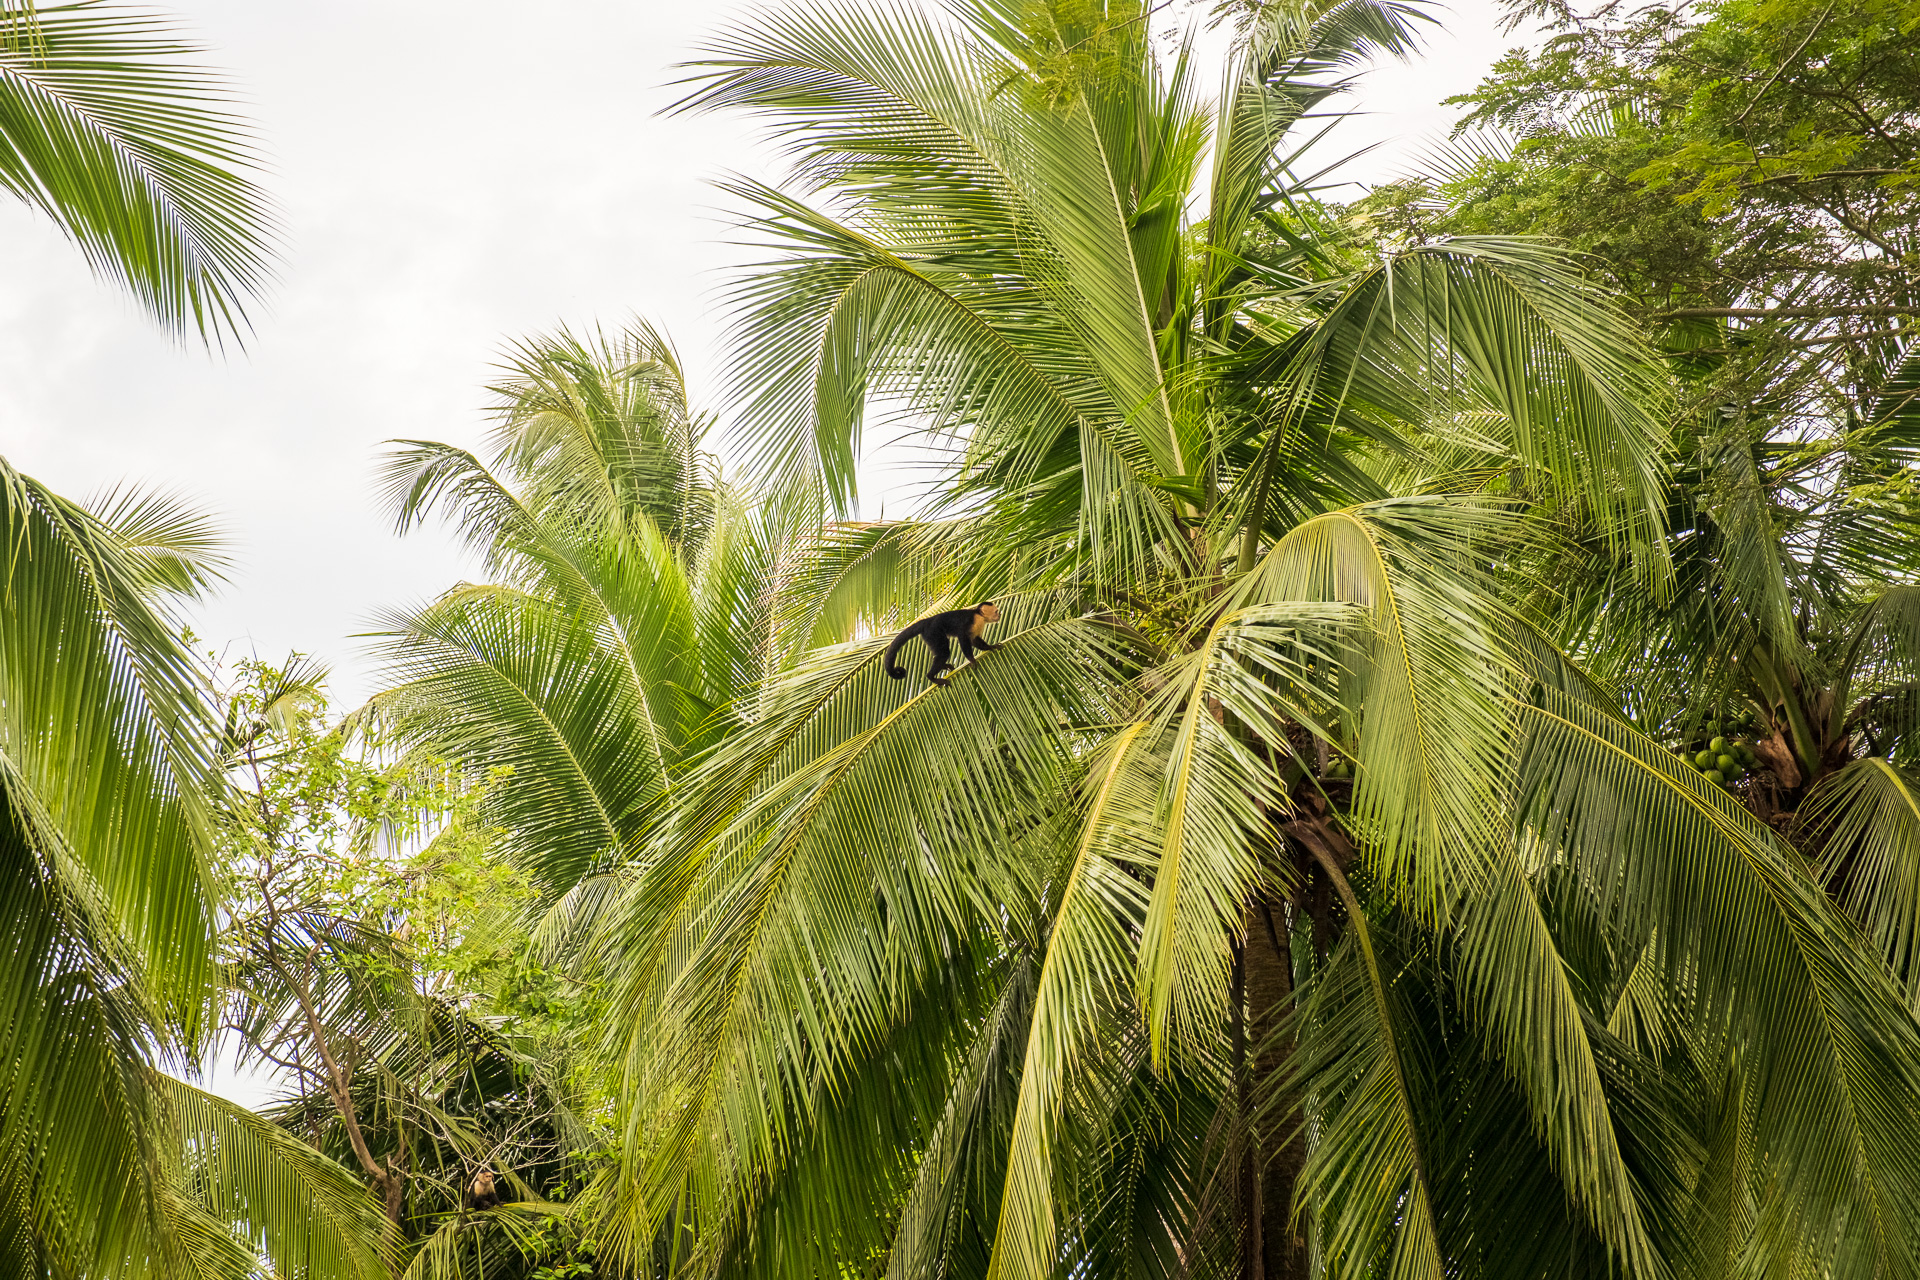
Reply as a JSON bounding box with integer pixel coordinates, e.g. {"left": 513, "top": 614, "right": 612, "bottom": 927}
{"left": 1750, "top": 168, "right": 1909, "bottom": 186}
{"left": 1733, "top": 0, "right": 1834, "bottom": 125}
{"left": 1690, "top": 326, "right": 1912, "bottom": 351}
{"left": 1651, "top": 304, "right": 1920, "bottom": 320}
{"left": 264, "top": 943, "right": 389, "bottom": 1195}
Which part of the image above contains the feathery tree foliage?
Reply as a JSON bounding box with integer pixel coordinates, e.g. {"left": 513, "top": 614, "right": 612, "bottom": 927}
{"left": 0, "top": 0, "right": 276, "bottom": 344}
{"left": 212, "top": 654, "right": 589, "bottom": 1261}
{"left": 0, "top": 462, "right": 388, "bottom": 1280}
{"left": 1371, "top": 0, "right": 1920, "bottom": 430}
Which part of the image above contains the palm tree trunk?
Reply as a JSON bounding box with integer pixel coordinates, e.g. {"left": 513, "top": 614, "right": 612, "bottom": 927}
{"left": 1232, "top": 946, "right": 1262, "bottom": 1280}
{"left": 1246, "top": 894, "right": 1305, "bottom": 1280}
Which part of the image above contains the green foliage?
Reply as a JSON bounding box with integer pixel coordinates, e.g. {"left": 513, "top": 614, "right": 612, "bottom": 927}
{"left": 1363, "top": 0, "right": 1920, "bottom": 433}
{"left": 270, "top": 6, "right": 1920, "bottom": 1280}
{"left": 212, "top": 655, "right": 598, "bottom": 1279}
{"left": 214, "top": 654, "right": 538, "bottom": 1017}
{"left": 352, "top": 3, "right": 1914, "bottom": 1280}
{"left": 0, "top": 0, "right": 276, "bottom": 344}
{"left": 372, "top": 323, "right": 775, "bottom": 905}
{"left": 0, "top": 459, "right": 387, "bottom": 1280}
{"left": 1356, "top": 0, "right": 1920, "bottom": 942}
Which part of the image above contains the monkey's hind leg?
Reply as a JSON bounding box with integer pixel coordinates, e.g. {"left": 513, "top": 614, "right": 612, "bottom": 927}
{"left": 925, "top": 632, "right": 955, "bottom": 686}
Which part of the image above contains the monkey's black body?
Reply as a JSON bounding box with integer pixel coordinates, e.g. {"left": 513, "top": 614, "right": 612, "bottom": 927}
{"left": 884, "top": 604, "right": 1001, "bottom": 686}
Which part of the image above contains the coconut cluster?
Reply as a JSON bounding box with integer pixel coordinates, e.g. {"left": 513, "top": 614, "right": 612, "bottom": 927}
{"left": 1686, "top": 734, "right": 1759, "bottom": 788}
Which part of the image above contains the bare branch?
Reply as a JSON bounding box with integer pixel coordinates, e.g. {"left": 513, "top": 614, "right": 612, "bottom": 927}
{"left": 1733, "top": 1, "right": 1834, "bottom": 125}
{"left": 1651, "top": 304, "right": 1920, "bottom": 320}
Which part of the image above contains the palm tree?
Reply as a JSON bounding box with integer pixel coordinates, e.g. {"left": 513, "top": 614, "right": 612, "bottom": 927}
{"left": 0, "top": 10, "right": 362, "bottom": 1273}
{"left": 369, "top": 321, "right": 783, "bottom": 944}
{"left": 535, "top": 3, "right": 1920, "bottom": 1280}
{"left": 1547, "top": 312, "right": 1920, "bottom": 1012}
{"left": 1, "top": 0, "right": 275, "bottom": 343}
{"left": 366, "top": 322, "right": 797, "bottom": 1275}
{"left": 0, "top": 463, "right": 389, "bottom": 1280}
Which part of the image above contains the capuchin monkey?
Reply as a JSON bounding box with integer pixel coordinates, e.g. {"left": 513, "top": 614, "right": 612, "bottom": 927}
{"left": 884, "top": 602, "right": 1002, "bottom": 686}
{"left": 469, "top": 1169, "right": 502, "bottom": 1210}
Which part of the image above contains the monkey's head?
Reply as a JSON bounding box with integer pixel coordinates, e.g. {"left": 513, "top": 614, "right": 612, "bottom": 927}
{"left": 978, "top": 601, "right": 1001, "bottom": 622}
{"left": 472, "top": 1170, "right": 496, "bottom": 1194}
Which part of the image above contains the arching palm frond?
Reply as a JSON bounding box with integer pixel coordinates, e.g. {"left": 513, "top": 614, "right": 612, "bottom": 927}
{"left": 0, "top": 0, "right": 276, "bottom": 344}
{"left": 1519, "top": 692, "right": 1920, "bottom": 1278}
{"left": 1808, "top": 757, "right": 1920, "bottom": 1007}
{"left": 986, "top": 726, "right": 1158, "bottom": 1280}
{"left": 0, "top": 458, "right": 218, "bottom": 1024}
{"left": 166, "top": 1079, "right": 395, "bottom": 1280}
{"left": 1229, "top": 500, "right": 1659, "bottom": 1271}
{"left": 0, "top": 458, "right": 383, "bottom": 1279}
{"left": 369, "top": 584, "right": 670, "bottom": 897}
{"left": 589, "top": 595, "right": 1138, "bottom": 1270}
{"left": 1286, "top": 901, "right": 1445, "bottom": 1280}
{"left": 373, "top": 328, "right": 770, "bottom": 898}
{"left": 1241, "top": 240, "right": 1672, "bottom": 576}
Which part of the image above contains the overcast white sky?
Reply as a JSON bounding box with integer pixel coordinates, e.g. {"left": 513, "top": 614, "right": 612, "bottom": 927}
{"left": 0, "top": 0, "right": 1518, "bottom": 709}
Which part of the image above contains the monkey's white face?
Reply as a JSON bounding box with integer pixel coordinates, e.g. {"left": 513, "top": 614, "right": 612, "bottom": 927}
{"left": 979, "top": 602, "right": 1001, "bottom": 622}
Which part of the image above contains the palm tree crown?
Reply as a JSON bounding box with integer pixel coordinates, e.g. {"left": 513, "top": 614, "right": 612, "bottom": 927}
{"left": 0, "top": 464, "right": 388, "bottom": 1280}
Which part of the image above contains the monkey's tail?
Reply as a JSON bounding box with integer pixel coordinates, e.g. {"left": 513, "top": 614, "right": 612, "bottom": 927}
{"left": 882, "top": 621, "right": 922, "bottom": 679}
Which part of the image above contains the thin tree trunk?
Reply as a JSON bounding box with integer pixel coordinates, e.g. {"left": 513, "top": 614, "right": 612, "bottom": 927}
{"left": 1246, "top": 893, "right": 1305, "bottom": 1280}
{"left": 384, "top": 1150, "right": 408, "bottom": 1225}
{"left": 1233, "top": 946, "right": 1262, "bottom": 1280}
{"left": 264, "top": 938, "right": 406, "bottom": 1223}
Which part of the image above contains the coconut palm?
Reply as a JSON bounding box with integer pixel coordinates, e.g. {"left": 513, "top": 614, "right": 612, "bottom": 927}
{"left": 1, "top": 0, "right": 275, "bottom": 343}
{"left": 367, "top": 322, "right": 806, "bottom": 1276}
{"left": 0, "top": 462, "right": 389, "bottom": 1280}
{"left": 1543, "top": 317, "right": 1920, "bottom": 1015}
{"left": 369, "top": 322, "right": 782, "bottom": 933}
{"left": 547, "top": 3, "right": 1920, "bottom": 1280}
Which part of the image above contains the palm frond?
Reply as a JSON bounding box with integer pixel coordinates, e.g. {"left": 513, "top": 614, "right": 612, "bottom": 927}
{"left": 0, "top": 0, "right": 276, "bottom": 343}
{"left": 0, "top": 456, "right": 218, "bottom": 1014}
{"left": 1808, "top": 757, "right": 1920, "bottom": 1009}
{"left": 592, "top": 596, "right": 1133, "bottom": 1267}
{"left": 367, "top": 586, "right": 664, "bottom": 896}
{"left": 1519, "top": 690, "right": 1920, "bottom": 1275}
{"left": 1288, "top": 902, "right": 1443, "bottom": 1280}
{"left": 1251, "top": 240, "right": 1672, "bottom": 575}
{"left": 988, "top": 726, "right": 1156, "bottom": 1280}
{"left": 164, "top": 1077, "right": 395, "bottom": 1280}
